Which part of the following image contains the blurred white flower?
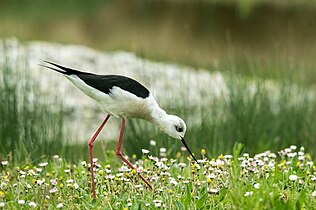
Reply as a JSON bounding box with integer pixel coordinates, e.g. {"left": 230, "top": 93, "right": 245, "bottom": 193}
{"left": 53, "top": 155, "right": 59, "bottom": 159}
{"left": 208, "top": 188, "right": 219, "bottom": 194}
{"left": 155, "top": 203, "right": 161, "bottom": 207}
{"left": 134, "top": 184, "right": 143, "bottom": 188}
{"left": 37, "top": 179, "right": 45, "bottom": 185}
{"left": 56, "top": 203, "right": 63, "bottom": 208}
{"left": 36, "top": 168, "right": 43, "bottom": 172}
{"left": 49, "top": 187, "right": 58, "bottom": 193}
{"left": 284, "top": 148, "right": 291, "bottom": 153}
{"left": 18, "top": 200, "right": 25, "bottom": 205}
{"left": 289, "top": 174, "right": 298, "bottom": 181}
{"left": 28, "top": 201, "right": 37, "bottom": 207}
{"left": 183, "top": 180, "right": 190, "bottom": 184}
{"left": 150, "top": 140, "right": 156, "bottom": 146}
{"left": 39, "top": 162, "right": 48, "bottom": 167}
{"left": 244, "top": 191, "right": 253, "bottom": 197}
{"left": 169, "top": 178, "right": 178, "bottom": 185}
{"left": 206, "top": 173, "right": 216, "bottom": 179}
{"left": 178, "top": 163, "right": 186, "bottom": 168}
{"left": 287, "top": 152, "right": 297, "bottom": 158}
{"left": 142, "top": 149, "right": 150, "bottom": 154}
{"left": 290, "top": 145, "right": 297, "bottom": 150}
{"left": 160, "top": 148, "right": 166, "bottom": 153}
{"left": 116, "top": 173, "right": 124, "bottom": 177}
{"left": 50, "top": 179, "right": 57, "bottom": 186}
{"left": 177, "top": 175, "right": 184, "bottom": 180}
{"left": 224, "top": 155, "right": 233, "bottom": 159}
{"left": 148, "top": 156, "right": 159, "bottom": 162}
{"left": 1, "top": 161, "right": 8, "bottom": 166}
{"left": 197, "top": 159, "right": 206, "bottom": 164}
{"left": 254, "top": 183, "right": 260, "bottom": 189}
{"left": 64, "top": 169, "right": 71, "bottom": 173}
{"left": 181, "top": 147, "right": 187, "bottom": 151}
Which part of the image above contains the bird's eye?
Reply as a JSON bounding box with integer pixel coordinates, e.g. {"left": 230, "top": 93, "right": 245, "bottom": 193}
{"left": 175, "top": 125, "right": 183, "bottom": 132}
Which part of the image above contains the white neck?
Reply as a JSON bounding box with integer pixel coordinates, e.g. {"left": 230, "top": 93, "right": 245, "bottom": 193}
{"left": 149, "top": 106, "right": 169, "bottom": 129}
{"left": 144, "top": 94, "right": 172, "bottom": 135}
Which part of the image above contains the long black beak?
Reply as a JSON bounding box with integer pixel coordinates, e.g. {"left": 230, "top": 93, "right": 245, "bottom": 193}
{"left": 181, "top": 137, "right": 198, "bottom": 163}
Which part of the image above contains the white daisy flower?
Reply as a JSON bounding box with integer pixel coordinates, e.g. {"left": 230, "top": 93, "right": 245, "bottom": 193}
{"left": 1, "top": 161, "right": 8, "bottom": 166}
{"left": 56, "top": 203, "right": 63, "bottom": 208}
{"left": 18, "top": 200, "right": 25, "bottom": 205}
{"left": 289, "top": 174, "right": 298, "bottom": 181}
{"left": 141, "top": 149, "right": 150, "bottom": 154}
{"left": 39, "top": 162, "right": 48, "bottom": 167}
{"left": 254, "top": 183, "right": 260, "bottom": 189}
{"left": 150, "top": 140, "right": 156, "bottom": 146}
{"left": 244, "top": 191, "right": 253, "bottom": 197}
{"left": 28, "top": 201, "right": 37, "bottom": 207}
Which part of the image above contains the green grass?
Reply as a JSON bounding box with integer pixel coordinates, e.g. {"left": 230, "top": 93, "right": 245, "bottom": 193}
{"left": 0, "top": 143, "right": 315, "bottom": 209}
{"left": 0, "top": 52, "right": 66, "bottom": 162}
{"left": 123, "top": 74, "right": 316, "bottom": 159}
{"left": 1, "top": 1, "right": 315, "bottom": 207}
{"left": 1, "top": 40, "right": 315, "bottom": 163}
{"left": 0, "top": 39, "right": 315, "bottom": 208}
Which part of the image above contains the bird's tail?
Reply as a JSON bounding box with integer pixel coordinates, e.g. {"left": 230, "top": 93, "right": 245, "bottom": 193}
{"left": 39, "top": 61, "right": 88, "bottom": 75}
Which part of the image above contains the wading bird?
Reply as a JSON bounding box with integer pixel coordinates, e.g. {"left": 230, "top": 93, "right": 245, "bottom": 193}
{"left": 41, "top": 61, "right": 197, "bottom": 198}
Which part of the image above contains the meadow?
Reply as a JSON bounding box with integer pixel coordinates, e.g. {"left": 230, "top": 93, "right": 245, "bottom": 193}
{"left": 1, "top": 0, "right": 316, "bottom": 209}
{"left": 1, "top": 143, "right": 316, "bottom": 209}
{"left": 1, "top": 41, "right": 316, "bottom": 209}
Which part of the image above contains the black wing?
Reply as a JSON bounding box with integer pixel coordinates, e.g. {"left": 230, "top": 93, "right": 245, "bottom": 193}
{"left": 42, "top": 61, "right": 150, "bottom": 99}
{"left": 78, "top": 74, "right": 150, "bottom": 98}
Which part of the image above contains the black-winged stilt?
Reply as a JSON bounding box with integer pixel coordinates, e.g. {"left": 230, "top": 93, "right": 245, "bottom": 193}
{"left": 41, "top": 61, "right": 197, "bottom": 198}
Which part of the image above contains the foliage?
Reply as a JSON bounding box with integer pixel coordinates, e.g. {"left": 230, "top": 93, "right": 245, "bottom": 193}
{"left": 124, "top": 75, "right": 316, "bottom": 158}
{"left": 0, "top": 56, "right": 66, "bottom": 162}
{"left": 0, "top": 144, "right": 315, "bottom": 209}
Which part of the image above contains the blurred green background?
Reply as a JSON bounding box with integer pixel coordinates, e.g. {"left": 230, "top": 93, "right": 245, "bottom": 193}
{"left": 0, "top": 0, "right": 315, "bottom": 162}
{"left": 1, "top": 0, "right": 316, "bottom": 82}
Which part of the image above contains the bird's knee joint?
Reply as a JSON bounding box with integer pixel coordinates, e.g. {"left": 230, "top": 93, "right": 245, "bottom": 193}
{"left": 116, "top": 150, "right": 122, "bottom": 156}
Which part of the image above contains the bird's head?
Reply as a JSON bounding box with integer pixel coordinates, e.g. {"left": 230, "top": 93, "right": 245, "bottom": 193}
{"left": 162, "top": 115, "right": 198, "bottom": 163}
{"left": 163, "top": 115, "right": 186, "bottom": 140}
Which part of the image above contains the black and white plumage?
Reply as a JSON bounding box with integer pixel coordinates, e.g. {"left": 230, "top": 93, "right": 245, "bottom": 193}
{"left": 41, "top": 61, "right": 197, "bottom": 198}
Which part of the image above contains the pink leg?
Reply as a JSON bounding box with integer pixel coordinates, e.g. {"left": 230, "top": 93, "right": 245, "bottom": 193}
{"left": 88, "top": 115, "right": 110, "bottom": 198}
{"left": 116, "top": 118, "right": 154, "bottom": 190}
